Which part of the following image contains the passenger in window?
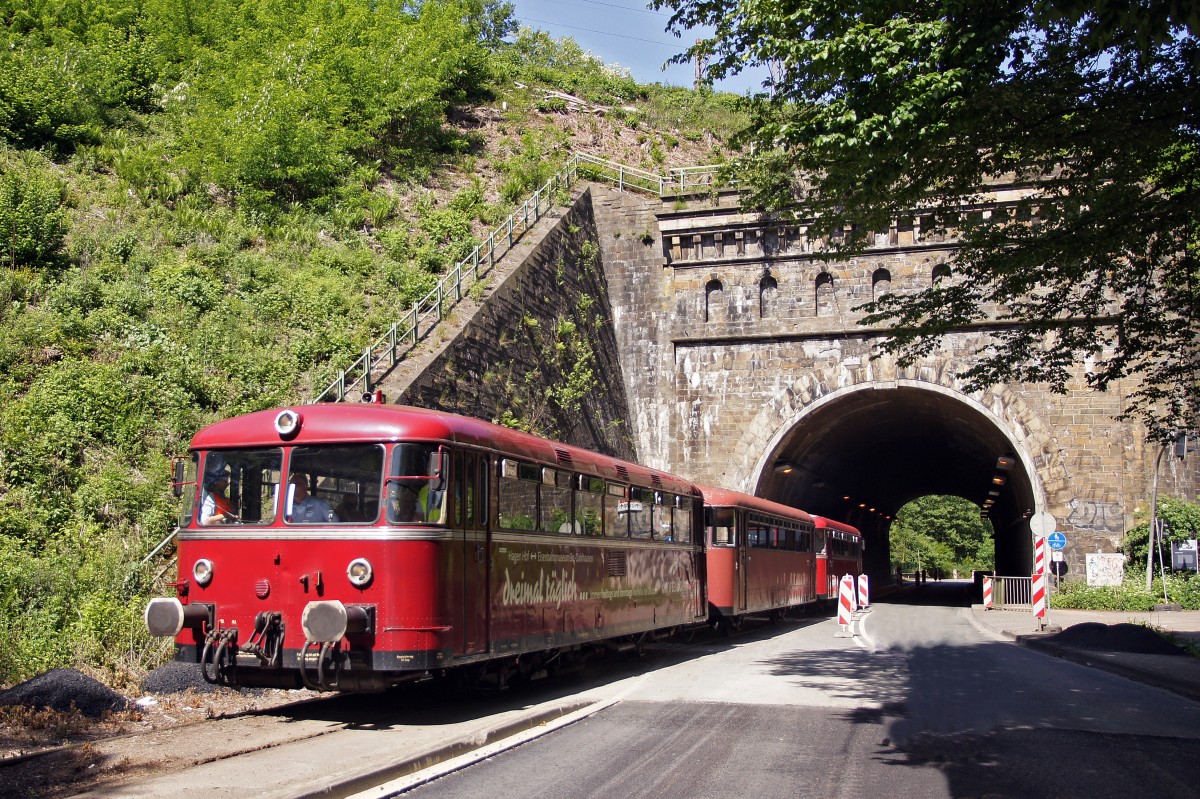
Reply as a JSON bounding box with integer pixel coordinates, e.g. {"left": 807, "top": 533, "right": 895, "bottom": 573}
{"left": 201, "top": 470, "right": 236, "bottom": 525}
{"left": 385, "top": 482, "right": 443, "bottom": 523}
{"left": 287, "top": 473, "right": 338, "bottom": 523}
{"left": 336, "top": 493, "right": 366, "bottom": 522}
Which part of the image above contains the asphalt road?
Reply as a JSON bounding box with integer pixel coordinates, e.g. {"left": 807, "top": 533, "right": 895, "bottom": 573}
{"left": 382, "top": 583, "right": 1200, "bottom": 799}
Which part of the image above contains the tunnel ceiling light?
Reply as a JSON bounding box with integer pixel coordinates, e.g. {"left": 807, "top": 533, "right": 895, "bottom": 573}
{"left": 773, "top": 460, "right": 795, "bottom": 474}
{"left": 991, "top": 475, "right": 1007, "bottom": 486}
{"left": 859, "top": 503, "right": 867, "bottom": 508}
{"left": 996, "top": 456, "right": 1015, "bottom": 470}
{"left": 988, "top": 489, "right": 1000, "bottom": 497}
{"left": 843, "top": 495, "right": 851, "bottom": 501}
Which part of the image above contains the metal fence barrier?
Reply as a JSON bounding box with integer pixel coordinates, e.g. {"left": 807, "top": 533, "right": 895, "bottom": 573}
{"left": 990, "top": 575, "right": 1033, "bottom": 610}
{"left": 312, "top": 153, "right": 724, "bottom": 404}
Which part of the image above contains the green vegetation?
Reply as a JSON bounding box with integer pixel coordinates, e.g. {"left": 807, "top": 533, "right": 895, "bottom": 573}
{"left": 1053, "top": 497, "right": 1200, "bottom": 611}
{"left": 889, "top": 495, "right": 994, "bottom": 577}
{"left": 0, "top": 2, "right": 744, "bottom": 687}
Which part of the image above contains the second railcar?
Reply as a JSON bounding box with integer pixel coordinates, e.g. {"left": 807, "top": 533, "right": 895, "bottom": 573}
{"left": 700, "top": 485, "right": 817, "bottom": 632}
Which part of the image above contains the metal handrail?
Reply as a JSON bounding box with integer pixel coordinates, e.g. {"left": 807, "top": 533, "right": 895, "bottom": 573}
{"left": 313, "top": 153, "right": 724, "bottom": 403}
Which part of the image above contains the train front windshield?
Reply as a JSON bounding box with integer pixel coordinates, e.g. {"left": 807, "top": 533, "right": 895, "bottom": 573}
{"left": 190, "top": 445, "right": 386, "bottom": 526}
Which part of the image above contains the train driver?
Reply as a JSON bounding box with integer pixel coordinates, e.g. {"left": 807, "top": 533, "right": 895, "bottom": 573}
{"left": 287, "top": 472, "right": 338, "bottom": 523}
{"left": 201, "top": 469, "right": 237, "bottom": 525}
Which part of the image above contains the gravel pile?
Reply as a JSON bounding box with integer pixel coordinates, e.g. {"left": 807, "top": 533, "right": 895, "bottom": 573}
{"left": 0, "top": 668, "right": 131, "bottom": 717}
{"left": 141, "top": 661, "right": 218, "bottom": 694}
{"left": 1046, "top": 622, "right": 1188, "bottom": 655}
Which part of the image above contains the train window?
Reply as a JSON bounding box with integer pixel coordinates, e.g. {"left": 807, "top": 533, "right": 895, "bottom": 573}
{"left": 604, "top": 488, "right": 629, "bottom": 538}
{"left": 706, "top": 507, "right": 736, "bottom": 546}
{"left": 498, "top": 460, "right": 538, "bottom": 530}
{"left": 475, "top": 455, "right": 489, "bottom": 527}
{"left": 178, "top": 453, "right": 199, "bottom": 527}
{"left": 628, "top": 487, "right": 654, "bottom": 538}
{"left": 542, "top": 471, "right": 575, "bottom": 533}
{"left": 287, "top": 445, "right": 384, "bottom": 524}
{"left": 199, "top": 448, "right": 284, "bottom": 526}
{"left": 575, "top": 476, "right": 604, "bottom": 535}
{"left": 672, "top": 497, "right": 693, "bottom": 544}
{"left": 451, "top": 451, "right": 464, "bottom": 526}
{"left": 385, "top": 444, "right": 446, "bottom": 525}
{"left": 652, "top": 493, "right": 673, "bottom": 541}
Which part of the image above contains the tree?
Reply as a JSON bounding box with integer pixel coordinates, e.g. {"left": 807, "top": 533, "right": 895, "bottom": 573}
{"left": 890, "top": 495, "right": 995, "bottom": 575}
{"left": 655, "top": 0, "right": 1200, "bottom": 437}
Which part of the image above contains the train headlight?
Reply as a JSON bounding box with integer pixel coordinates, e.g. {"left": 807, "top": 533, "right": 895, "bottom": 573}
{"left": 274, "top": 409, "right": 301, "bottom": 438}
{"left": 347, "top": 558, "right": 373, "bottom": 588}
{"left": 193, "top": 558, "right": 214, "bottom": 586}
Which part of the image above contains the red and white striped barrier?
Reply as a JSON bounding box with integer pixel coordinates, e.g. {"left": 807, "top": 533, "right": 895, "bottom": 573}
{"left": 837, "top": 574, "right": 855, "bottom": 628}
{"left": 857, "top": 574, "right": 869, "bottom": 609}
{"left": 1033, "top": 536, "right": 1047, "bottom": 575}
{"left": 1032, "top": 570, "right": 1047, "bottom": 618}
{"left": 982, "top": 575, "right": 994, "bottom": 609}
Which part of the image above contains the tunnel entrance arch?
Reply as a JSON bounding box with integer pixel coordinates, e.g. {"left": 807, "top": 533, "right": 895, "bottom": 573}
{"left": 747, "top": 381, "right": 1049, "bottom": 582}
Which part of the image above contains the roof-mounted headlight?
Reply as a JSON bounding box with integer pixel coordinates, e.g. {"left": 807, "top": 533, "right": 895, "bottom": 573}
{"left": 274, "top": 409, "right": 301, "bottom": 438}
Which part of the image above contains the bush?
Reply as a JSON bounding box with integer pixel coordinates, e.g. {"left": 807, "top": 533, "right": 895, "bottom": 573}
{"left": 0, "top": 156, "right": 67, "bottom": 270}
{"left": 1052, "top": 572, "right": 1200, "bottom": 611}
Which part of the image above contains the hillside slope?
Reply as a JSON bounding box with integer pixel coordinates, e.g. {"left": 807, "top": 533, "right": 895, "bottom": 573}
{"left": 0, "top": 1, "right": 746, "bottom": 686}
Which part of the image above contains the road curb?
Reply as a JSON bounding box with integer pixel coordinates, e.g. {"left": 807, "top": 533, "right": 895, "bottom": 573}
{"left": 1012, "top": 635, "right": 1200, "bottom": 704}
{"left": 284, "top": 698, "right": 597, "bottom": 799}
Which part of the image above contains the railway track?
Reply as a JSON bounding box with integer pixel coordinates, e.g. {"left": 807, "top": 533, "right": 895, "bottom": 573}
{"left": 2, "top": 615, "right": 823, "bottom": 798}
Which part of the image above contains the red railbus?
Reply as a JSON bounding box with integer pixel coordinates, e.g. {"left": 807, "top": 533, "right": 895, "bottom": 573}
{"left": 145, "top": 404, "right": 706, "bottom": 691}
{"left": 699, "top": 485, "right": 817, "bottom": 632}
{"left": 812, "top": 516, "right": 864, "bottom": 601}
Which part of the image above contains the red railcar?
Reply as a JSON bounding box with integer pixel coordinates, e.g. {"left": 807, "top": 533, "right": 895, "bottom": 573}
{"left": 699, "top": 485, "right": 817, "bottom": 632}
{"left": 812, "top": 516, "right": 864, "bottom": 601}
{"left": 145, "top": 404, "right": 706, "bottom": 691}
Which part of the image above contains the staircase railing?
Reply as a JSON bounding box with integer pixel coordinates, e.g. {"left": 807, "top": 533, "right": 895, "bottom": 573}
{"left": 313, "top": 154, "right": 724, "bottom": 403}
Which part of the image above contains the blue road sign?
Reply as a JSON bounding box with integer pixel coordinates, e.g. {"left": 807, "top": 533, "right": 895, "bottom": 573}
{"left": 1047, "top": 531, "right": 1067, "bottom": 550}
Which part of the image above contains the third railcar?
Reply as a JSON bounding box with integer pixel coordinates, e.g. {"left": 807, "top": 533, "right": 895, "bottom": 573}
{"left": 812, "top": 515, "right": 864, "bottom": 602}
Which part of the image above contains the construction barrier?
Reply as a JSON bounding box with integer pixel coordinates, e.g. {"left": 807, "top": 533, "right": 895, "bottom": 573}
{"left": 857, "top": 574, "right": 869, "bottom": 609}
{"left": 1032, "top": 570, "right": 1047, "bottom": 618}
{"left": 838, "top": 574, "right": 855, "bottom": 628}
{"left": 1034, "top": 536, "right": 1047, "bottom": 575}
{"left": 983, "top": 575, "right": 994, "bottom": 609}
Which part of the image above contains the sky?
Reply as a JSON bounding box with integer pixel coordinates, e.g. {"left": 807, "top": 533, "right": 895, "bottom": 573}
{"left": 507, "top": 0, "right": 768, "bottom": 95}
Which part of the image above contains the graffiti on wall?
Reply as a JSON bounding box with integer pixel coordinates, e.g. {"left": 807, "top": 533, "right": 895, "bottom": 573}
{"left": 1085, "top": 553, "right": 1126, "bottom": 587}
{"left": 1066, "top": 498, "right": 1124, "bottom": 533}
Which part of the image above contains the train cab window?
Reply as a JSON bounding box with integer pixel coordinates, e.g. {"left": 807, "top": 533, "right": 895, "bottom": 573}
{"left": 706, "top": 507, "right": 736, "bottom": 547}
{"left": 498, "top": 459, "right": 538, "bottom": 530}
{"left": 575, "top": 475, "right": 604, "bottom": 535}
{"left": 198, "top": 448, "right": 283, "bottom": 526}
{"left": 287, "top": 445, "right": 384, "bottom": 524}
{"left": 385, "top": 444, "right": 446, "bottom": 525}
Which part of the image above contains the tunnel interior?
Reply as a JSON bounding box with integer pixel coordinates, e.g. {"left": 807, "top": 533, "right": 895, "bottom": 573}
{"left": 755, "top": 386, "right": 1037, "bottom": 580}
